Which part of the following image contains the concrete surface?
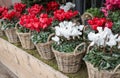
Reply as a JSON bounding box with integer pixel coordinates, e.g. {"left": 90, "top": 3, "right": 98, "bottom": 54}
{"left": 0, "top": 62, "right": 18, "bottom": 78}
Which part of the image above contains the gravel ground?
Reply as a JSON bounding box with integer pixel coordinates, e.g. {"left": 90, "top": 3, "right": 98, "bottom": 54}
{"left": 0, "top": 62, "right": 18, "bottom": 78}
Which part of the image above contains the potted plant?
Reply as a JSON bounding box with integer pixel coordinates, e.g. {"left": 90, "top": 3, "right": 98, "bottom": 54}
{"left": 52, "top": 21, "right": 86, "bottom": 73}
{"left": 102, "top": 0, "right": 120, "bottom": 55}
{"left": 81, "top": 8, "right": 104, "bottom": 25}
{"left": 1, "top": 10, "right": 20, "bottom": 43}
{"left": 83, "top": 27, "right": 120, "bottom": 78}
{"left": 16, "top": 4, "right": 43, "bottom": 49}
{"left": 16, "top": 14, "right": 35, "bottom": 49}
{"left": 0, "top": 6, "right": 8, "bottom": 36}
{"left": 1, "top": 3, "right": 26, "bottom": 43}
{"left": 31, "top": 13, "right": 54, "bottom": 60}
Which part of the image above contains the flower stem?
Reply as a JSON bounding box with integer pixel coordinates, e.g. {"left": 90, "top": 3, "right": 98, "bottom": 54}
{"left": 110, "top": 47, "right": 113, "bottom": 54}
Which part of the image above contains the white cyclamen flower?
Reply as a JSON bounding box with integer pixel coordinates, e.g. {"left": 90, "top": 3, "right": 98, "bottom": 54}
{"left": 52, "top": 36, "right": 60, "bottom": 44}
{"left": 54, "top": 21, "right": 83, "bottom": 40}
{"left": 115, "top": 36, "right": 120, "bottom": 49}
{"left": 88, "top": 27, "right": 117, "bottom": 47}
{"left": 60, "top": 2, "right": 75, "bottom": 12}
{"left": 106, "top": 34, "right": 118, "bottom": 47}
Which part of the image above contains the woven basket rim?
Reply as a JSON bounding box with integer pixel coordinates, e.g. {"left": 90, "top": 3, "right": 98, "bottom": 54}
{"left": 35, "top": 41, "right": 53, "bottom": 46}
{"left": 52, "top": 46, "right": 85, "bottom": 56}
{"left": 16, "top": 32, "right": 31, "bottom": 35}
{"left": 85, "top": 61, "right": 120, "bottom": 73}
{"left": 4, "top": 28, "right": 16, "bottom": 30}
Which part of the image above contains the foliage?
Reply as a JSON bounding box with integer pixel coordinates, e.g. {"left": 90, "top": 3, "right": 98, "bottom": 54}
{"left": 86, "top": 8, "right": 104, "bottom": 17}
{"left": 52, "top": 38, "right": 83, "bottom": 53}
{"left": 108, "top": 10, "right": 120, "bottom": 33}
{"left": 1, "top": 21, "right": 15, "bottom": 30}
{"left": 51, "top": 20, "right": 59, "bottom": 27}
{"left": 16, "top": 26, "right": 29, "bottom": 33}
{"left": 83, "top": 47, "right": 120, "bottom": 70}
{"left": 31, "top": 29, "right": 53, "bottom": 44}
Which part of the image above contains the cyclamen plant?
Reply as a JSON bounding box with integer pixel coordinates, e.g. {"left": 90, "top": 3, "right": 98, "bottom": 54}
{"left": 46, "top": 1, "right": 60, "bottom": 12}
{"left": 101, "top": 0, "right": 120, "bottom": 17}
{"left": 27, "top": 4, "right": 44, "bottom": 16}
{"left": 26, "top": 14, "right": 53, "bottom": 44}
{"left": 1, "top": 10, "right": 21, "bottom": 30}
{"left": 52, "top": 21, "right": 84, "bottom": 52}
{"left": 88, "top": 17, "right": 113, "bottom": 31}
{"left": 101, "top": 0, "right": 120, "bottom": 33}
{"left": 19, "top": 13, "right": 52, "bottom": 33}
{"left": 84, "top": 27, "right": 120, "bottom": 70}
{"left": 1, "top": 3, "right": 26, "bottom": 30}
{"left": 88, "top": 27, "right": 120, "bottom": 51}
{"left": 53, "top": 9, "right": 79, "bottom": 21}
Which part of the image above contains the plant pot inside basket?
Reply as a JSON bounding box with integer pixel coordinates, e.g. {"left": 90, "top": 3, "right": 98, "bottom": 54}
{"left": 4, "top": 28, "right": 19, "bottom": 43}
{"left": 52, "top": 42, "right": 86, "bottom": 73}
{"left": 17, "top": 32, "right": 34, "bottom": 49}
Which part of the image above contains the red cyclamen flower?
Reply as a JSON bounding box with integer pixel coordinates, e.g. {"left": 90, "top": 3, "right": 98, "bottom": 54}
{"left": 46, "top": 1, "right": 60, "bottom": 12}
{"left": 19, "top": 14, "right": 52, "bottom": 32}
{"left": 3, "top": 10, "right": 21, "bottom": 20}
{"left": 14, "top": 3, "right": 26, "bottom": 13}
{"left": 0, "top": 6, "right": 8, "bottom": 19}
{"left": 28, "top": 4, "right": 44, "bottom": 15}
{"left": 54, "top": 9, "right": 79, "bottom": 21}
{"left": 88, "top": 17, "right": 113, "bottom": 31}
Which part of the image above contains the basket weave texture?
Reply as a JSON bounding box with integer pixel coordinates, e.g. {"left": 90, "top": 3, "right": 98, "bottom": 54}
{"left": 35, "top": 41, "right": 54, "bottom": 60}
{"left": 35, "top": 33, "right": 55, "bottom": 60}
{"left": 85, "top": 62, "right": 120, "bottom": 78}
{"left": 52, "top": 42, "right": 86, "bottom": 73}
{"left": 17, "top": 32, "right": 34, "bottom": 49}
{"left": 4, "top": 28, "right": 19, "bottom": 43}
{"left": 0, "top": 30, "right": 4, "bottom": 36}
{"left": 85, "top": 45, "right": 120, "bottom": 78}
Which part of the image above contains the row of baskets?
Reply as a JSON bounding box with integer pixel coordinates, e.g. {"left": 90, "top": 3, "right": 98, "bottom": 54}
{"left": 0, "top": 27, "right": 120, "bottom": 78}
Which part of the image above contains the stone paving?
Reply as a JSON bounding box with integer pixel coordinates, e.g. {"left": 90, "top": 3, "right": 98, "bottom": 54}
{"left": 0, "top": 62, "right": 18, "bottom": 78}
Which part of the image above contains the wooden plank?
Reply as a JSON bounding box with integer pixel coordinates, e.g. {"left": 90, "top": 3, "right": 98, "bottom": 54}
{"left": 0, "top": 38, "right": 68, "bottom": 78}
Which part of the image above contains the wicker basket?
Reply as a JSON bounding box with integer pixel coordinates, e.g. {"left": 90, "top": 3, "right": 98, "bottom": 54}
{"left": 4, "top": 28, "right": 19, "bottom": 43}
{"left": 17, "top": 32, "right": 34, "bottom": 49}
{"left": 81, "top": 12, "right": 94, "bottom": 25}
{"left": 85, "top": 62, "right": 120, "bottom": 78}
{"left": 52, "top": 42, "right": 86, "bottom": 73}
{"left": 35, "top": 33, "right": 55, "bottom": 60}
{"left": 85, "top": 46, "right": 120, "bottom": 78}
{"left": 0, "top": 30, "right": 4, "bottom": 36}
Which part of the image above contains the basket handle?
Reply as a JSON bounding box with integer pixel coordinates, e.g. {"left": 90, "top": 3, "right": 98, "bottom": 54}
{"left": 15, "top": 22, "right": 32, "bottom": 33}
{"left": 81, "top": 12, "right": 94, "bottom": 25}
{"left": 113, "top": 64, "right": 120, "bottom": 73}
{"left": 15, "top": 22, "right": 19, "bottom": 30}
{"left": 82, "top": 12, "right": 94, "bottom": 19}
{"left": 47, "top": 33, "right": 55, "bottom": 42}
{"left": 86, "top": 43, "right": 94, "bottom": 54}
{"left": 74, "top": 42, "right": 86, "bottom": 55}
